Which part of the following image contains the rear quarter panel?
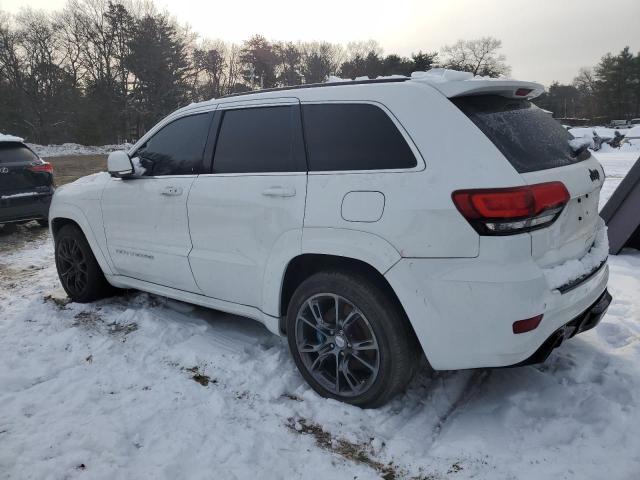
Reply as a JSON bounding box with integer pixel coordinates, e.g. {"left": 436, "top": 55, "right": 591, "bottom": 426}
{"left": 299, "top": 82, "right": 526, "bottom": 258}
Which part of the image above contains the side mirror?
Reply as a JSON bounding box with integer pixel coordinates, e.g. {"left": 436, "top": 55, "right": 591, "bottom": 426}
{"left": 107, "top": 150, "right": 133, "bottom": 178}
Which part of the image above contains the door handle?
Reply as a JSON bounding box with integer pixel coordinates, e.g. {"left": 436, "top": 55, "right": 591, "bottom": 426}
{"left": 261, "top": 186, "right": 296, "bottom": 197}
{"left": 161, "top": 186, "right": 183, "bottom": 196}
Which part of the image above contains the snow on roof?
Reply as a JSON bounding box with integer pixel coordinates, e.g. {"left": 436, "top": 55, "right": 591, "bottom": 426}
{"left": 0, "top": 133, "right": 24, "bottom": 143}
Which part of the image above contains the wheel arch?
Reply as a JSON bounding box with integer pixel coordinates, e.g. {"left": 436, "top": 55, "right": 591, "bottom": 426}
{"left": 50, "top": 204, "right": 114, "bottom": 276}
{"left": 278, "top": 253, "right": 422, "bottom": 357}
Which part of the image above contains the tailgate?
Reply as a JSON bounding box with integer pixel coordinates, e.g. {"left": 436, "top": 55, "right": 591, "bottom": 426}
{"left": 522, "top": 157, "right": 605, "bottom": 267}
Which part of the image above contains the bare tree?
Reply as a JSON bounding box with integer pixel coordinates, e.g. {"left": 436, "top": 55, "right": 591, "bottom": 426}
{"left": 299, "top": 41, "right": 343, "bottom": 83}
{"left": 441, "top": 37, "right": 510, "bottom": 77}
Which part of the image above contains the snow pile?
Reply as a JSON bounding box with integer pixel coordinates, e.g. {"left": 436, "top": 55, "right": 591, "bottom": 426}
{"left": 569, "top": 127, "right": 630, "bottom": 139}
{"left": 568, "top": 135, "right": 593, "bottom": 152}
{"left": 544, "top": 221, "right": 609, "bottom": 290}
{"left": 27, "top": 143, "right": 133, "bottom": 158}
{"left": 0, "top": 133, "right": 24, "bottom": 143}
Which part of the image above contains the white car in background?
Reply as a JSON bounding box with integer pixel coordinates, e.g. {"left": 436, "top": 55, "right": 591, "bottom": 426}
{"left": 49, "top": 70, "right": 611, "bottom": 407}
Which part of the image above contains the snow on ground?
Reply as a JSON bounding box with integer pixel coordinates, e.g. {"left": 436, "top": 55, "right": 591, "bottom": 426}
{"left": 27, "top": 143, "right": 132, "bottom": 158}
{"left": 569, "top": 127, "right": 631, "bottom": 139}
{"left": 1, "top": 152, "right": 639, "bottom": 480}
{"left": 595, "top": 150, "right": 640, "bottom": 209}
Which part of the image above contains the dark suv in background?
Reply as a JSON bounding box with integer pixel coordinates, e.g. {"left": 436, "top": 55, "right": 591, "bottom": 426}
{"left": 0, "top": 136, "right": 54, "bottom": 228}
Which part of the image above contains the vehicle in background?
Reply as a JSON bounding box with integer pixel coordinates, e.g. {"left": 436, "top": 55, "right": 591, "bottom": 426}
{"left": 630, "top": 118, "right": 640, "bottom": 126}
{"left": 608, "top": 120, "right": 630, "bottom": 129}
{"left": 0, "top": 134, "right": 54, "bottom": 228}
{"left": 49, "top": 71, "right": 611, "bottom": 407}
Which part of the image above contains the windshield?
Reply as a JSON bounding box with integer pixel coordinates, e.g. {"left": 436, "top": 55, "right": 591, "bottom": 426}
{"left": 453, "top": 95, "right": 590, "bottom": 173}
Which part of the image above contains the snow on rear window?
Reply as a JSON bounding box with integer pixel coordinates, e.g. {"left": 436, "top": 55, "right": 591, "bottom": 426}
{"left": 453, "top": 95, "right": 590, "bottom": 173}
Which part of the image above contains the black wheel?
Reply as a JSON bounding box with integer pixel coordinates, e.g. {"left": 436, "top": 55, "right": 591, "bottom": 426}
{"left": 54, "top": 224, "right": 113, "bottom": 303}
{"left": 36, "top": 219, "right": 49, "bottom": 228}
{"left": 286, "top": 271, "right": 418, "bottom": 408}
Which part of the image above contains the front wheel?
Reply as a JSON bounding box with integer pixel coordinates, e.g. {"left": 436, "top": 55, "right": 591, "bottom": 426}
{"left": 54, "top": 224, "right": 113, "bottom": 303}
{"left": 286, "top": 271, "right": 418, "bottom": 408}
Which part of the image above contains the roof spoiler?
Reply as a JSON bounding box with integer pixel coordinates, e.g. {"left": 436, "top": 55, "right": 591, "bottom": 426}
{"left": 409, "top": 69, "right": 545, "bottom": 100}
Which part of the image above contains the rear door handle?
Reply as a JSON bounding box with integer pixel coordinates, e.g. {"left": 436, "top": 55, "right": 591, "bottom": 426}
{"left": 161, "top": 186, "right": 183, "bottom": 196}
{"left": 261, "top": 186, "right": 296, "bottom": 197}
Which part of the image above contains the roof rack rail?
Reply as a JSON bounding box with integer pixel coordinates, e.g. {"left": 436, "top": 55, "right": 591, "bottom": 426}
{"left": 222, "top": 77, "right": 410, "bottom": 98}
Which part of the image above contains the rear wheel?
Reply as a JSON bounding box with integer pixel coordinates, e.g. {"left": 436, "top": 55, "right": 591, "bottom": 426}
{"left": 286, "top": 271, "right": 418, "bottom": 408}
{"left": 54, "top": 224, "right": 113, "bottom": 302}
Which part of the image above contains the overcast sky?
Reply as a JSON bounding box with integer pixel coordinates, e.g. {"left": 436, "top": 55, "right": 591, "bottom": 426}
{"left": 1, "top": 0, "right": 638, "bottom": 85}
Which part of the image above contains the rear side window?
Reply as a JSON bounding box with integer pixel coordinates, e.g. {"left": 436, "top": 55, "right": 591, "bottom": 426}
{"left": 136, "top": 112, "right": 213, "bottom": 176}
{"left": 0, "top": 143, "right": 38, "bottom": 164}
{"left": 213, "top": 106, "right": 305, "bottom": 173}
{"left": 452, "top": 95, "right": 589, "bottom": 173}
{"left": 302, "top": 103, "right": 417, "bottom": 171}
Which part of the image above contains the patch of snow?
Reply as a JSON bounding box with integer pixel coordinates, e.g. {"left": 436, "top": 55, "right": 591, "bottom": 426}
{"left": 0, "top": 192, "right": 42, "bottom": 200}
{"left": 326, "top": 75, "right": 351, "bottom": 83}
{"left": 594, "top": 150, "right": 639, "bottom": 209}
{"left": 130, "top": 156, "right": 147, "bottom": 176}
{"left": 544, "top": 221, "right": 609, "bottom": 290}
{"left": 568, "top": 135, "right": 593, "bottom": 151}
{"left": 569, "top": 127, "right": 630, "bottom": 139}
{"left": 27, "top": 143, "right": 133, "bottom": 158}
{"left": 0, "top": 133, "right": 24, "bottom": 143}
{"left": 411, "top": 68, "right": 475, "bottom": 83}
{"left": 624, "top": 125, "right": 640, "bottom": 140}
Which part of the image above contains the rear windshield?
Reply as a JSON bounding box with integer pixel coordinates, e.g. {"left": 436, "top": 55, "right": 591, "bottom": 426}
{"left": 452, "top": 95, "right": 589, "bottom": 173}
{"left": 0, "top": 143, "right": 38, "bottom": 164}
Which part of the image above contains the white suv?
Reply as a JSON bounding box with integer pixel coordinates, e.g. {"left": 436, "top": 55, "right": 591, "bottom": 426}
{"left": 50, "top": 71, "right": 611, "bottom": 407}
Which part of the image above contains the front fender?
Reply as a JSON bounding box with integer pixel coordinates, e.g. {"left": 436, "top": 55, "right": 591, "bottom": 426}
{"left": 50, "top": 202, "right": 114, "bottom": 276}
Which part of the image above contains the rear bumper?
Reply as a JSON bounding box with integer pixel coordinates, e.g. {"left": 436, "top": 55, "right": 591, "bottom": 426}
{"left": 511, "top": 289, "right": 612, "bottom": 366}
{"left": 0, "top": 193, "right": 52, "bottom": 224}
{"left": 385, "top": 238, "right": 610, "bottom": 370}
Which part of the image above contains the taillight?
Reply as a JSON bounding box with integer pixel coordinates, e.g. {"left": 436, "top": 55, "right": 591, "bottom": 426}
{"left": 29, "top": 161, "right": 53, "bottom": 174}
{"left": 452, "top": 182, "right": 569, "bottom": 235}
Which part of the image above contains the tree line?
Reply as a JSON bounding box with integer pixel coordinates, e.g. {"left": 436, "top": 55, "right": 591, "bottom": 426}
{"left": 0, "top": 0, "right": 513, "bottom": 145}
{"left": 535, "top": 47, "right": 640, "bottom": 123}
{"left": 2, "top": 0, "right": 636, "bottom": 146}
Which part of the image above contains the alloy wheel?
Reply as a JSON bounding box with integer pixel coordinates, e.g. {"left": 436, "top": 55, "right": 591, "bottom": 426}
{"left": 56, "top": 237, "right": 88, "bottom": 296}
{"left": 294, "top": 293, "right": 380, "bottom": 397}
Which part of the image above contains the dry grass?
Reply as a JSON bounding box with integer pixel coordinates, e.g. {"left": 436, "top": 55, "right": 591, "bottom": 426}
{"left": 46, "top": 154, "right": 107, "bottom": 186}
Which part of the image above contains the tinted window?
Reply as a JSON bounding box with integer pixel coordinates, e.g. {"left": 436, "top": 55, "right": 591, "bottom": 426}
{"left": 213, "top": 106, "right": 305, "bottom": 173}
{"left": 136, "top": 113, "right": 213, "bottom": 176}
{"left": 0, "top": 143, "right": 38, "bottom": 164}
{"left": 302, "top": 103, "right": 416, "bottom": 171}
{"left": 453, "top": 95, "right": 589, "bottom": 173}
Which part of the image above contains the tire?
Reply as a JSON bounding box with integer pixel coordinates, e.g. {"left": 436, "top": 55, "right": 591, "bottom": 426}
{"left": 286, "top": 270, "right": 418, "bottom": 408}
{"left": 54, "top": 224, "right": 113, "bottom": 303}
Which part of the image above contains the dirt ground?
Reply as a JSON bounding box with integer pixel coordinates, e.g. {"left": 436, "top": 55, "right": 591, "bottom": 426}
{"left": 47, "top": 154, "right": 107, "bottom": 186}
